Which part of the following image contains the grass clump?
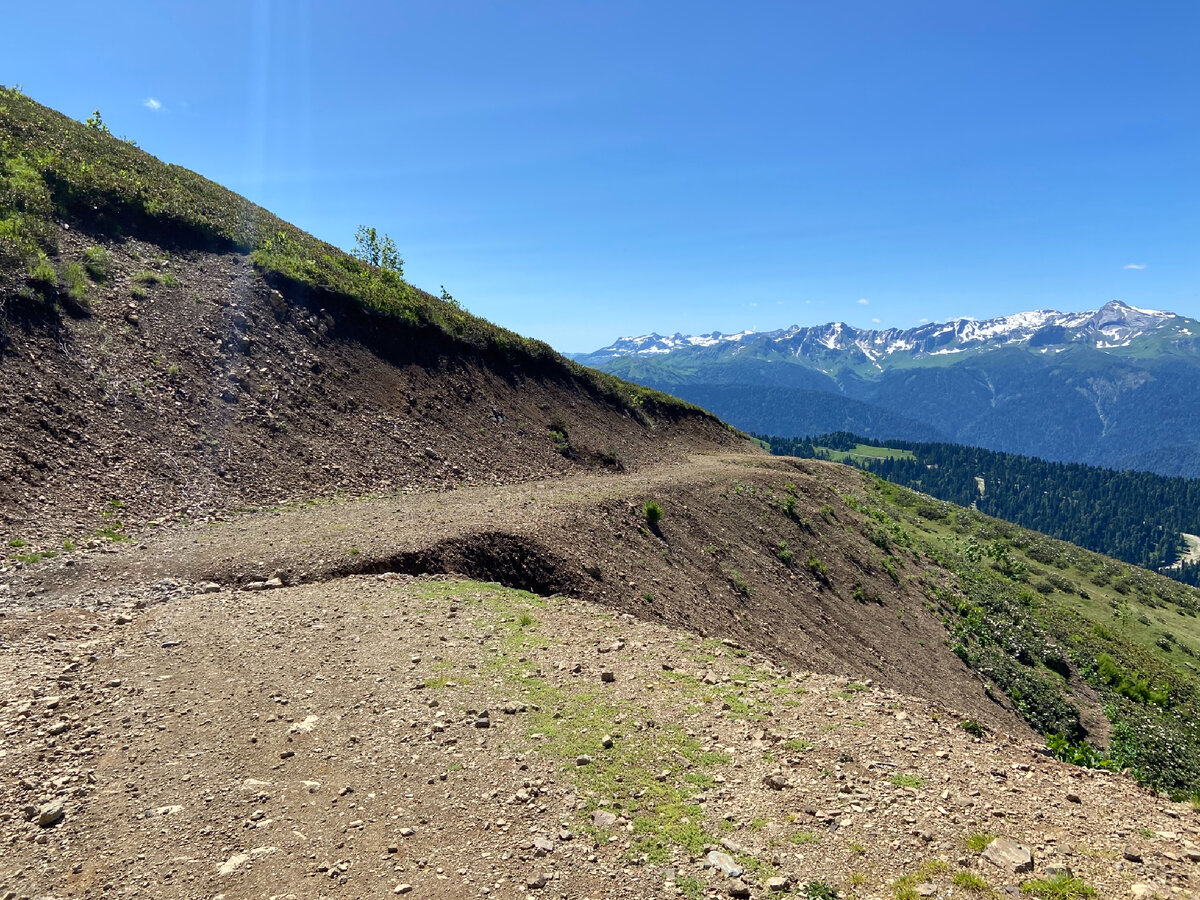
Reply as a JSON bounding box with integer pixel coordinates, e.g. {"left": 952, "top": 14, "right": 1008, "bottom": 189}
{"left": 803, "top": 882, "right": 840, "bottom": 900}
{"left": 1019, "top": 874, "right": 1096, "bottom": 899}
{"left": 642, "top": 499, "right": 664, "bottom": 529}
{"left": 83, "top": 244, "right": 112, "bottom": 280}
{"left": 951, "top": 871, "right": 992, "bottom": 893}
{"left": 960, "top": 719, "right": 986, "bottom": 737}
{"left": 964, "top": 832, "right": 995, "bottom": 852}
{"left": 890, "top": 773, "right": 927, "bottom": 788}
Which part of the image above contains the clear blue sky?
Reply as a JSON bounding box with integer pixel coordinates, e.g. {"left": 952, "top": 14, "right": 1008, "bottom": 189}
{"left": 5, "top": 1, "right": 1198, "bottom": 351}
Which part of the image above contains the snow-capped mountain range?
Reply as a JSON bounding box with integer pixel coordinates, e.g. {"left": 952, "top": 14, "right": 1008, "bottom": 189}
{"left": 576, "top": 301, "right": 1189, "bottom": 368}
{"left": 575, "top": 300, "right": 1200, "bottom": 479}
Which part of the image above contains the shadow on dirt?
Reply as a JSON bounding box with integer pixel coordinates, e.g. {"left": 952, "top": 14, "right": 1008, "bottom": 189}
{"left": 327, "top": 531, "right": 587, "bottom": 598}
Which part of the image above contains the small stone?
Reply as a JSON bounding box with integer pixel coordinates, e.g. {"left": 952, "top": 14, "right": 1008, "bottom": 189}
{"left": 576, "top": 755, "right": 592, "bottom": 766}
{"left": 475, "top": 715, "right": 491, "bottom": 729}
{"left": 981, "top": 836, "right": 1034, "bottom": 873}
{"left": 1065, "top": 792, "right": 1081, "bottom": 804}
{"left": 219, "top": 853, "right": 250, "bottom": 876}
{"left": 602, "top": 735, "right": 614, "bottom": 749}
{"left": 1045, "top": 864, "right": 1073, "bottom": 879}
{"left": 114, "top": 613, "right": 131, "bottom": 625}
{"left": 727, "top": 878, "right": 751, "bottom": 897}
{"left": 36, "top": 800, "right": 64, "bottom": 827}
{"left": 1123, "top": 847, "right": 1144, "bottom": 863}
{"left": 399, "top": 827, "right": 415, "bottom": 837}
{"left": 915, "top": 884, "right": 936, "bottom": 898}
{"left": 47, "top": 720, "right": 70, "bottom": 736}
{"left": 394, "top": 884, "right": 413, "bottom": 895}
{"left": 533, "top": 836, "right": 554, "bottom": 856}
{"left": 591, "top": 810, "right": 618, "bottom": 828}
{"left": 766, "top": 876, "right": 790, "bottom": 892}
{"left": 147, "top": 805, "right": 182, "bottom": 818}
{"left": 526, "top": 872, "right": 550, "bottom": 890}
{"left": 706, "top": 850, "right": 745, "bottom": 878}
{"left": 762, "top": 772, "right": 788, "bottom": 790}
{"left": 600, "top": 671, "right": 615, "bottom": 683}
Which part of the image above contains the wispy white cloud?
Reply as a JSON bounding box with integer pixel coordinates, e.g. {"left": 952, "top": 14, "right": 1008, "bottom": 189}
{"left": 143, "top": 97, "right": 163, "bottom": 112}
{"left": 871, "top": 317, "right": 881, "bottom": 324}
{"left": 748, "top": 302, "right": 758, "bottom": 308}
{"left": 919, "top": 317, "right": 930, "bottom": 323}
{"left": 1123, "top": 263, "right": 1146, "bottom": 270}
{"left": 857, "top": 298, "right": 870, "bottom": 305}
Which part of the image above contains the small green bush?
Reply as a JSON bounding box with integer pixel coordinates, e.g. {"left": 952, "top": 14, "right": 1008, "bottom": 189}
{"left": 27, "top": 258, "right": 57, "bottom": 288}
{"left": 61, "top": 260, "right": 89, "bottom": 307}
{"left": 83, "top": 245, "right": 112, "bottom": 280}
{"left": 776, "top": 540, "right": 795, "bottom": 566}
{"left": 807, "top": 555, "right": 830, "bottom": 584}
{"left": 960, "top": 719, "right": 986, "bottom": 738}
{"left": 642, "top": 499, "right": 664, "bottom": 528}
{"left": 804, "top": 882, "right": 840, "bottom": 900}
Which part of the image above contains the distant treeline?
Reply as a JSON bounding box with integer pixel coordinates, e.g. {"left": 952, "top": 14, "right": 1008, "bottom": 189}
{"left": 760, "top": 431, "right": 1200, "bottom": 582}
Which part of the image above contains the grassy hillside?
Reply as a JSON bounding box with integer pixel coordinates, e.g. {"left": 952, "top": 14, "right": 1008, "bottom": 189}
{"left": 852, "top": 471, "right": 1200, "bottom": 796}
{"left": 0, "top": 85, "right": 696, "bottom": 423}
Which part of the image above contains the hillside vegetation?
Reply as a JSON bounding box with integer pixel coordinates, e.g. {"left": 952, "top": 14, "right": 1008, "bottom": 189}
{"left": 764, "top": 432, "right": 1200, "bottom": 578}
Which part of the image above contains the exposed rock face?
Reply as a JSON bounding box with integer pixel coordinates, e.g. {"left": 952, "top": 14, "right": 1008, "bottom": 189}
{"left": 982, "top": 836, "right": 1034, "bottom": 873}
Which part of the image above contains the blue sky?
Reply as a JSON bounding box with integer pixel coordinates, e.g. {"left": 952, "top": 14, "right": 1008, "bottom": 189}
{"left": 5, "top": 1, "right": 1198, "bottom": 351}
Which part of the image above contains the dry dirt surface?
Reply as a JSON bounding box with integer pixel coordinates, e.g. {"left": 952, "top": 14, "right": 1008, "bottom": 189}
{"left": 3, "top": 453, "right": 1198, "bottom": 900}
{"left": 2, "top": 573, "right": 1198, "bottom": 900}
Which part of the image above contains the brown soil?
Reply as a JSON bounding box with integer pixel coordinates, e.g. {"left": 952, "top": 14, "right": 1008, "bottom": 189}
{"left": 0, "top": 227, "right": 736, "bottom": 546}
{"left": 1, "top": 575, "right": 1195, "bottom": 900}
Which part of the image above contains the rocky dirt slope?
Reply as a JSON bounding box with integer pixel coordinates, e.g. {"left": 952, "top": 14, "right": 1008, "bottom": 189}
{"left": 0, "top": 227, "right": 736, "bottom": 546}
{"left": 2, "top": 572, "right": 1196, "bottom": 900}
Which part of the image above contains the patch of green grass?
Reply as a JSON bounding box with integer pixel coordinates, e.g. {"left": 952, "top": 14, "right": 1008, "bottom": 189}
{"left": 790, "top": 830, "right": 819, "bottom": 844}
{"left": 132, "top": 269, "right": 177, "bottom": 287}
{"left": 60, "top": 259, "right": 89, "bottom": 306}
{"left": 951, "top": 871, "right": 992, "bottom": 894}
{"left": 1019, "top": 874, "right": 1096, "bottom": 899}
{"left": 783, "top": 737, "right": 812, "bottom": 752}
{"left": 964, "top": 832, "right": 995, "bottom": 852}
{"left": 676, "top": 875, "right": 704, "bottom": 900}
{"left": 890, "top": 773, "right": 927, "bottom": 788}
{"left": 642, "top": 499, "right": 664, "bottom": 528}
{"left": 804, "top": 882, "right": 840, "bottom": 900}
{"left": 960, "top": 719, "right": 986, "bottom": 737}
{"left": 83, "top": 245, "right": 112, "bottom": 280}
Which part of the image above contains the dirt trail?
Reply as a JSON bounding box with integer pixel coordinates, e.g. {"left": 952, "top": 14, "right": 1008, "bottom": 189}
{"left": 2, "top": 573, "right": 1196, "bottom": 900}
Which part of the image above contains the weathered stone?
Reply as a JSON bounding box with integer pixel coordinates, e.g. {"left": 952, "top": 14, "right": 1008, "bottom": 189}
{"left": 766, "top": 876, "right": 790, "bottom": 892}
{"left": 1045, "top": 864, "right": 1073, "bottom": 879}
{"left": 762, "top": 772, "right": 788, "bottom": 790}
{"left": 981, "top": 836, "right": 1033, "bottom": 873}
{"left": 1065, "top": 792, "right": 1081, "bottom": 804}
{"left": 219, "top": 853, "right": 250, "bottom": 875}
{"left": 600, "top": 670, "right": 615, "bottom": 683}
{"left": 727, "top": 878, "right": 751, "bottom": 898}
{"left": 591, "top": 809, "right": 618, "bottom": 828}
{"left": 706, "top": 850, "right": 745, "bottom": 878}
{"left": 526, "top": 872, "right": 550, "bottom": 890}
{"left": 36, "top": 800, "right": 64, "bottom": 827}
{"left": 1123, "top": 847, "right": 1144, "bottom": 863}
{"left": 532, "top": 836, "right": 554, "bottom": 856}
{"left": 576, "top": 755, "right": 592, "bottom": 766}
